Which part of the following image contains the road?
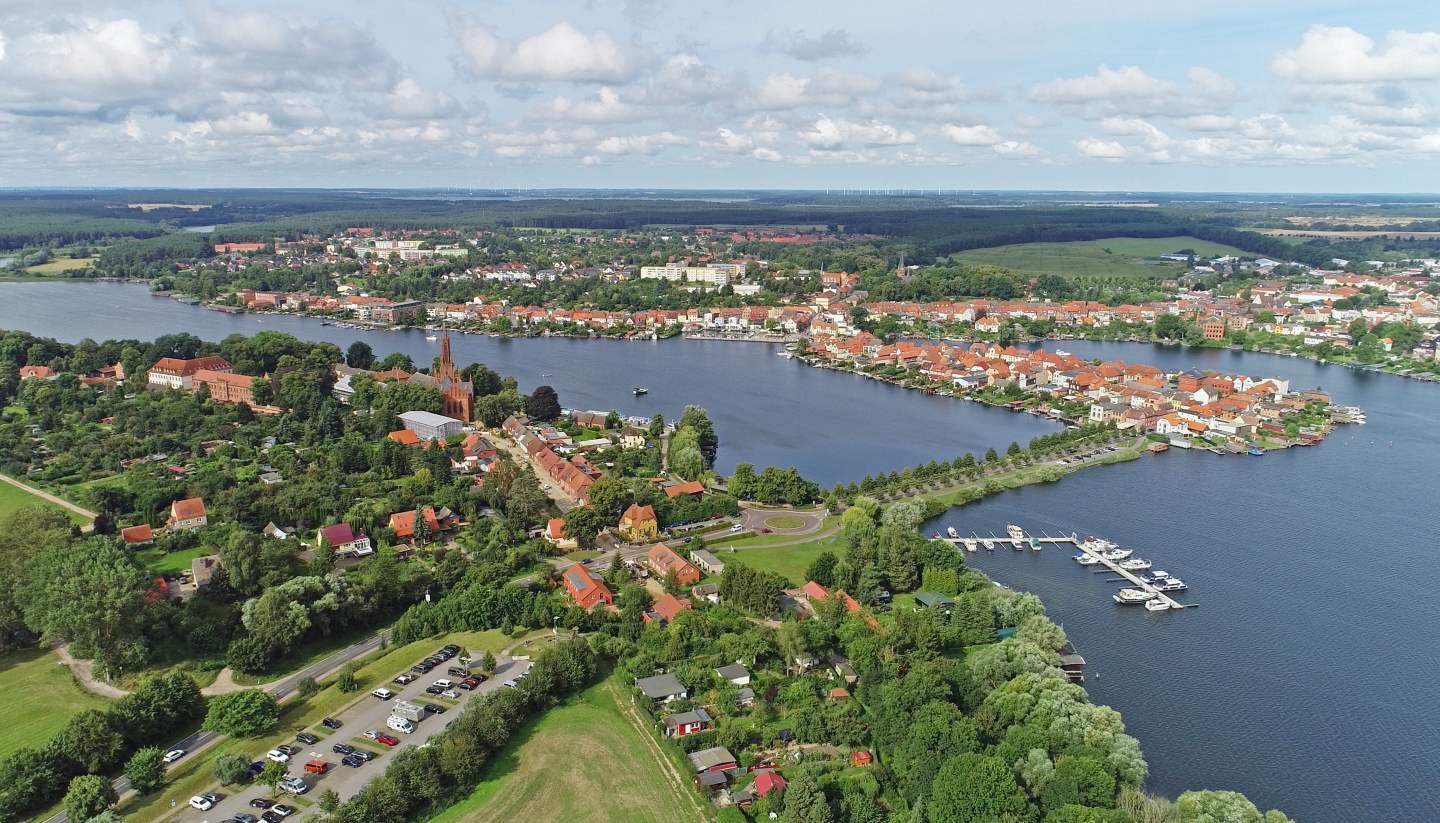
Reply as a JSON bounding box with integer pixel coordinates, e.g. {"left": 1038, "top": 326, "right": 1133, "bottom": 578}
{"left": 43, "top": 631, "right": 391, "bottom": 823}
{"left": 0, "top": 472, "right": 97, "bottom": 531}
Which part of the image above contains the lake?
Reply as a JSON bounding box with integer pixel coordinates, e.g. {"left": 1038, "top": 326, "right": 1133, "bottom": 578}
{"left": 4, "top": 281, "right": 1436, "bottom": 823}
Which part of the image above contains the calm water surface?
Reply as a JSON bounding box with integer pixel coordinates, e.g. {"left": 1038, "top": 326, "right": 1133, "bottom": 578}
{"left": 5, "top": 282, "right": 1437, "bottom": 823}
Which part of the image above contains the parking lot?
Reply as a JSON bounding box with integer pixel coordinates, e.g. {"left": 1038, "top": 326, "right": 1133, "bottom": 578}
{"left": 180, "top": 651, "right": 531, "bottom": 823}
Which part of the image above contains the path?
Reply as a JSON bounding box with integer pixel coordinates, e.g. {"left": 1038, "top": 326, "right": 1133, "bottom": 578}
{"left": 54, "top": 644, "right": 128, "bottom": 699}
{"left": 0, "top": 473, "right": 96, "bottom": 531}
{"left": 609, "top": 678, "right": 711, "bottom": 823}
{"left": 737, "top": 502, "right": 827, "bottom": 537}
{"left": 43, "top": 630, "right": 390, "bottom": 823}
{"left": 199, "top": 668, "right": 245, "bottom": 697}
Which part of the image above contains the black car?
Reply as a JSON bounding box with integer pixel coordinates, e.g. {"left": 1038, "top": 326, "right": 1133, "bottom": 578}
{"left": 248, "top": 799, "right": 273, "bottom": 810}
{"left": 247, "top": 762, "right": 266, "bottom": 778}
{"left": 276, "top": 744, "right": 300, "bottom": 756}
{"left": 296, "top": 732, "right": 319, "bottom": 745}
{"left": 443, "top": 644, "right": 460, "bottom": 653}
{"left": 352, "top": 749, "right": 375, "bottom": 761}
{"left": 426, "top": 703, "right": 446, "bottom": 714}
{"left": 425, "top": 685, "right": 445, "bottom": 695}
{"left": 332, "top": 743, "right": 354, "bottom": 755}
{"left": 261, "top": 813, "right": 285, "bottom": 823}
{"left": 321, "top": 718, "right": 342, "bottom": 730}
{"left": 341, "top": 755, "right": 363, "bottom": 768}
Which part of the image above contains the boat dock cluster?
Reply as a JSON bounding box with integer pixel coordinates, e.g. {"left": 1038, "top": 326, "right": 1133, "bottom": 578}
{"left": 932, "top": 526, "right": 1195, "bottom": 612}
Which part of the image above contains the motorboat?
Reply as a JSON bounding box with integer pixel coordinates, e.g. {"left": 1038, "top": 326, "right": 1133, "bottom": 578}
{"left": 1153, "top": 578, "right": 1188, "bottom": 592}
{"left": 1113, "top": 588, "right": 1158, "bottom": 604}
{"left": 1082, "top": 537, "right": 1116, "bottom": 552}
{"left": 1144, "top": 599, "right": 1171, "bottom": 612}
{"left": 947, "top": 527, "right": 960, "bottom": 539}
{"left": 425, "top": 335, "right": 437, "bottom": 341}
{"left": 633, "top": 388, "right": 648, "bottom": 396}
{"left": 1006, "top": 524, "right": 1026, "bottom": 540}
{"left": 1074, "top": 553, "right": 1101, "bottom": 566}
{"left": 932, "top": 532, "right": 943, "bottom": 540}
{"left": 1030, "top": 538, "right": 1042, "bottom": 551}
{"left": 1013, "top": 539, "right": 1026, "bottom": 551}
{"left": 1117, "top": 558, "right": 1152, "bottom": 571}
{"left": 1140, "top": 571, "right": 1172, "bottom": 583}
{"left": 963, "top": 539, "right": 978, "bottom": 552}
{"left": 981, "top": 538, "right": 995, "bottom": 550}
{"left": 1101, "top": 548, "right": 1133, "bottom": 561}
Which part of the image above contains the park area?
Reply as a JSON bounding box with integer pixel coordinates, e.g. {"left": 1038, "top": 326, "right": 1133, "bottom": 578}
{"left": 953, "top": 236, "right": 1249, "bottom": 279}
{"left": 0, "top": 478, "right": 91, "bottom": 526}
{"left": 0, "top": 648, "right": 113, "bottom": 760}
{"left": 24, "top": 257, "right": 96, "bottom": 274}
{"left": 432, "top": 676, "right": 710, "bottom": 823}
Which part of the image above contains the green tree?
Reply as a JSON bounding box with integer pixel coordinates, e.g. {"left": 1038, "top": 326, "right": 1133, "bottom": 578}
{"left": 20, "top": 537, "right": 152, "bottom": 676}
{"left": 318, "top": 788, "right": 341, "bottom": 814}
{"left": 203, "top": 689, "right": 280, "bottom": 738}
{"left": 524, "top": 385, "right": 562, "bottom": 421}
{"left": 63, "top": 775, "right": 117, "bottom": 823}
{"left": 336, "top": 663, "right": 361, "bottom": 693}
{"left": 124, "top": 748, "right": 166, "bottom": 795}
{"left": 729, "top": 463, "right": 758, "bottom": 500}
{"left": 782, "top": 771, "right": 833, "bottom": 823}
{"left": 296, "top": 677, "right": 320, "bottom": 700}
{"left": 345, "top": 341, "right": 375, "bottom": 369}
{"left": 928, "top": 753, "right": 1029, "bottom": 823}
{"left": 52, "top": 710, "right": 123, "bottom": 774}
{"left": 481, "top": 651, "right": 497, "bottom": 673}
{"left": 213, "top": 751, "right": 254, "bottom": 785}
{"left": 648, "top": 413, "right": 664, "bottom": 438}
{"left": 805, "top": 552, "right": 839, "bottom": 588}
{"left": 258, "top": 760, "right": 288, "bottom": 796}
{"left": 1041, "top": 756, "right": 1115, "bottom": 812}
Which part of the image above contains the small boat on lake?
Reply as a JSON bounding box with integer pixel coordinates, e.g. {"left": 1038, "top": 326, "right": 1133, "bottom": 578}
{"left": 1144, "top": 599, "right": 1171, "bottom": 612}
{"left": 1118, "top": 558, "right": 1152, "bottom": 571}
{"left": 947, "top": 527, "right": 959, "bottom": 539}
{"left": 1031, "top": 538, "right": 1042, "bottom": 551}
{"left": 1140, "top": 571, "right": 1172, "bottom": 583}
{"left": 1102, "top": 548, "right": 1133, "bottom": 561}
{"left": 1114, "top": 588, "right": 1158, "bottom": 604}
{"left": 981, "top": 538, "right": 995, "bottom": 550}
{"left": 1075, "top": 553, "right": 1101, "bottom": 566}
{"left": 1153, "top": 578, "right": 1188, "bottom": 592}
{"left": 633, "top": 387, "right": 648, "bottom": 396}
{"left": 1006, "top": 524, "right": 1026, "bottom": 540}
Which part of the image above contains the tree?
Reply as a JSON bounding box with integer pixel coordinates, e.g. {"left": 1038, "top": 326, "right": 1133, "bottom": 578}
{"left": 203, "top": 689, "right": 280, "bottom": 738}
{"left": 729, "top": 463, "right": 758, "bottom": 500}
{"left": 481, "top": 651, "right": 496, "bottom": 673}
{"left": 1041, "top": 756, "right": 1115, "bottom": 812}
{"left": 336, "top": 665, "right": 360, "bottom": 693}
{"left": 1175, "top": 790, "right": 1269, "bottom": 823}
{"left": 525, "top": 385, "right": 561, "bottom": 421}
{"left": 296, "top": 676, "right": 320, "bottom": 700}
{"left": 63, "top": 775, "right": 116, "bottom": 823}
{"left": 258, "top": 760, "right": 288, "bottom": 796}
{"left": 881, "top": 498, "right": 929, "bottom": 532}
{"left": 475, "top": 394, "right": 509, "bottom": 428}
{"left": 1154, "top": 314, "right": 1186, "bottom": 340}
{"left": 928, "top": 753, "right": 1029, "bottom": 823}
{"left": 250, "top": 376, "right": 274, "bottom": 406}
{"left": 805, "top": 551, "right": 839, "bottom": 588}
{"left": 782, "top": 771, "right": 832, "bottom": 823}
{"left": 20, "top": 537, "right": 152, "bottom": 677}
{"left": 319, "top": 789, "right": 341, "bottom": 814}
{"left": 213, "top": 751, "right": 254, "bottom": 785}
{"left": 648, "top": 413, "right": 664, "bottom": 438}
{"left": 345, "top": 341, "right": 375, "bottom": 369}
{"left": 52, "top": 710, "right": 123, "bottom": 774}
{"left": 124, "top": 748, "right": 166, "bottom": 795}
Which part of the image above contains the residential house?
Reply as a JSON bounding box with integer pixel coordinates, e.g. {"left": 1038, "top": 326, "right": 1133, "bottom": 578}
{"left": 190, "top": 555, "right": 221, "bottom": 587}
{"left": 689, "top": 548, "right": 725, "bottom": 575}
{"left": 716, "top": 664, "right": 751, "bottom": 686}
{"left": 168, "top": 497, "right": 208, "bottom": 531}
{"left": 753, "top": 771, "right": 787, "bottom": 798}
{"left": 544, "top": 518, "right": 577, "bottom": 550}
{"left": 389, "top": 506, "right": 455, "bottom": 543}
{"left": 618, "top": 428, "right": 647, "bottom": 449}
{"left": 644, "top": 592, "right": 692, "bottom": 626}
{"left": 691, "top": 583, "right": 720, "bottom": 604}
{"left": 121, "top": 524, "right": 154, "bottom": 547}
{"left": 635, "top": 673, "right": 688, "bottom": 705}
{"left": 646, "top": 543, "right": 701, "bottom": 585}
{"left": 617, "top": 503, "right": 659, "bottom": 542}
{"left": 563, "top": 563, "right": 613, "bottom": 610}
{"left": 18, "top": 365, "right": 54, "bottom": 380}
{"left": 688, "top": 746, "right": 738, "bottom": 774}
{"left": 662, "top": 480, "right": 705, "bottom": 499}
{"left": 387, "top": 429, "right": 422, "bottom": 447}
{"left": 662, "top": 709, "right": 713, "bottom": 738}
{"left": 317, "top": 523, "right": 373, "bottom": 557}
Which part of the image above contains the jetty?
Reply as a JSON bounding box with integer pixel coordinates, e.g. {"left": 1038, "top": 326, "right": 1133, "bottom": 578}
{"left": 935, "top": 532, "right": 1196, "bottom": 610}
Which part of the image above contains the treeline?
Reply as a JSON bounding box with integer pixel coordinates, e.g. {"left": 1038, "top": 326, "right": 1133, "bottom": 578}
{"left": 0, "top": 200, "right": 172, "bottom": 250}
{"left": 0, "top": 672, "right": 205, "bottom": 822}
{"left": 333, "top": 637, "right": 595, "bottom": 823}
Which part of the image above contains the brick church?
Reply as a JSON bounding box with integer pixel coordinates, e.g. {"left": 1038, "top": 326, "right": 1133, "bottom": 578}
{"left": 434, "top": 329, "right": 475, "bottom": 421}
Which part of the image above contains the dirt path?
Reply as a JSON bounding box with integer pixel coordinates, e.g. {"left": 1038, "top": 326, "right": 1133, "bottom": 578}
{"left": 609, "top": 679, "right": 711, "bottom": 823}
{"left": 54, "top": 644, "right": 129, "bottom": 698}
{"left": 200, "top": 668, "right": 245, "bottom": 696}
{"left": 0, "top": 473, "right": 96, "bottom": 531}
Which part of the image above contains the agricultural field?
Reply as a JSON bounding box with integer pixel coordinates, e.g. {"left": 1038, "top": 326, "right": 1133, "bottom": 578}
{"left": 0, "top": 648, "right": 113, "bottom": 760}
{"left": 25, "top": 257, "right": 97, "bottom": 274}
{"left": 0, "top": 478, "right": 91, "bottom": 525}
{"left": 953, "top": 236, "right": 1250, "bottom": 279}
{"left": 433, "top": 677, "right": 710, "bottom": 823}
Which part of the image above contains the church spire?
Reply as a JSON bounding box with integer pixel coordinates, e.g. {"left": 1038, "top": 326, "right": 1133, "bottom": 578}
{"left": 438, "top": 325, "right": 455, "bottom": 380}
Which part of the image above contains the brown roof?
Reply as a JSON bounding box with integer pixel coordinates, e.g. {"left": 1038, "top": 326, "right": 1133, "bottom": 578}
{"left": 150, "top": 356, "right": 231, "bottom": 376}
{"left": 171, "top": 497, "right": 206, "bottom": 520}
{"left": 121, "top": 524, "right": 153, "bottom": 543}
{"left": 620, "top": 503, "right": 656, "bottom": 526}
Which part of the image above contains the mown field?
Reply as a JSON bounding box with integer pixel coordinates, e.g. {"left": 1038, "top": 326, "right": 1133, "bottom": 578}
{"left": 953, "top": 236, "right": 1249, "bottom": 278}
{"left": 724, "top": 533, "right": 845, "bottom": 585}
{"left": 0, "top": 648, "right": 113, "bottom": 760}
{"left": 25, "top": 257, "right": 97, "bottom": 274}
{"left": 0, "top": 479, "right": 91, "bottom": 525}
{"left": 431, "top": 676, "right": 710, "bottom": 823}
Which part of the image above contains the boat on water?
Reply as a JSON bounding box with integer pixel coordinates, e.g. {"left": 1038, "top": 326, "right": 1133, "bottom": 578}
{"left": 1144, "top": 599, "right": 1172, "bottom": 612}
{"left": 932, "top": 532, "right": 943, "bottom": 539}
{"left": 1031, "top": 538, "right": 1042, "bottom": 551}
{"left": 947, "top": 527, "right": 959, "bottom": 539}
{"left": 963, "top": 539, "right": 977, "bottom": 552}
{"left": 1118, "top": 558, "right": 1152, "bottom": 571}
{"left": 1113, "top": 588, "right": 1158, "bottom": 604}
{"left": 1248, "top": 447, "right": 1266, "bottom": 455}
{"left": 1074, "top": 553, "right": 1101, "bottom": 566}
{"left": 425, "top": 335, "right": 437, "bottom": 341}
{"left": 1082, "top": 536, "right": 1116, "bottom": 551}
{"left": 1055, "top": 350, "right": 1070, "bottom": 357}
{"left": 1006, "top": 524, "right": 1026, "bottom": 540}
{"left": 1153, "top": 578, "right": 1188, "bottom": 591}
{"left": 1140, "top": 571, "right": 1172, "bottom": 583}
{"left": 981, "top": 538, "right": 995, "bottom": 550}
{"left": 1101, "top": 548, "right": 1133, "bottom": 561}
{"left": 633, "top": 387, "right": 648, "bottom": 396}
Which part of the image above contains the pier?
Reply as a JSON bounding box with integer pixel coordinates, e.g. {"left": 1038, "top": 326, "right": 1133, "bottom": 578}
{"left": 936, "top": 533, "right": 1197, "bottom": 610}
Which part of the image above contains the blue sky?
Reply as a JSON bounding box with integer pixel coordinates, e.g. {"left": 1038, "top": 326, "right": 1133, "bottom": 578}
{"left": 1, "top": 1, "right": 1438, "bottom": 191}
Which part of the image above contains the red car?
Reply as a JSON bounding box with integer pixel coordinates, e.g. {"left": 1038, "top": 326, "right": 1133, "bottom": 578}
{"left": 375, "top": 734, "right": 400, "bottom": 747}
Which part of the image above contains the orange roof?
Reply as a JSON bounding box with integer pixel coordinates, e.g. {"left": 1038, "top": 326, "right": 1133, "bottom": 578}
{"left": 802, "top": 581, "right": 831, "bottom": 601}
{"left": 663, "top": 481, "right": 705, "bottom": 498}
{"left": 121, "top": 524, "right": 153, "bottom": 543}
{"left": 388, "top": 429, "right": 420, "bottom": 446}
{"left": 170, "top": 497, "right": 206, "bottom": 520}
{"left": 620, "top": 503, "right": 656, "bottom": 525}
{"left": 389, "top": 507, "right": 439, "bottom": 538}
{"left": 546, "top": 518, "right": 566, "bottom": 540}
{"left": 651, "top": 593, "right": 692, "bottom": 623}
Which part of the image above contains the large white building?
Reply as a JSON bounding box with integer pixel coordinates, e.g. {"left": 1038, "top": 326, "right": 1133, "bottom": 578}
{"left": 399, "top": 410, "right": 465, "bottom": 442}
{"left": 639, "top": 265, "right": 731, "bottom": 286}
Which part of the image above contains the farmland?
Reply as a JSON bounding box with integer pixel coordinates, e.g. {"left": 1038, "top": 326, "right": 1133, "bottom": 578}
{"left": 25, "top": 257, "right": 97, "bottom": 274}
{"left": 0, "top": 648, "right": 113, "bottom": 760}
{"left": 432, "top": 676, "right": 710, "bottom": 823}
{"left": 953, "top": 236, "right": 1250, "bottom": 279}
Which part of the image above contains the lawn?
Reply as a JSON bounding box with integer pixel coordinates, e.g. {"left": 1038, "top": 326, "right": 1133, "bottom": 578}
{"left": 763, "top": 515, "right": 806, "bottom": 529}
{"left": 0, "top": 479, "right": 91, "bottom": 525}
{"left": 0, "top": 647, "right": 113, "bottom": 759}
{"left": 431, "top": 676, "right": 710, "bottom": 823}
{"left": 953, "top": 236, "right": 1249, "bottom": 279}
{"left": 725, "top": 533, "right": 846, "bottom": 586}
{"left": 134, "top": 546, "right": 212, "bottom": 576}
{"left": 25, "top": 257, "right": 97, "bottom": 274}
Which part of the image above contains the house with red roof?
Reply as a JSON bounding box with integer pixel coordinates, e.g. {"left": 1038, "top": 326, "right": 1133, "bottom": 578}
{"left": 18, "top": 365, "right": 55, "bottom": 380}
{"left": 646, "top": 544, "right": 700, "bottom": 585}
{"left": 563, "top": 563, "right": 612, "bottom": 610}
{"left": 168, "top": 498, "right": 207, "bottom": 531}
{"left": 121, "top": 524, "right": 154, "bottom": 547}
{"left": 387, "top": 429, "right": 421, "bottom": 447}
{"left": 317, "top": 523, "right": 372, "bottom": 556}
{"left": 644, "top": 592, "right": 692, "bottom": 626}
{"left": 753, "top": 771, "right": 787, "bottom": 797}
{"left": 147, "top": 356, "right": 232, "bottom": 390}
{"left": 389, "top": 507, "right": 455, "bottom": 543}
{"left": 663, "top": 480, "right": 706, "bottom": 499}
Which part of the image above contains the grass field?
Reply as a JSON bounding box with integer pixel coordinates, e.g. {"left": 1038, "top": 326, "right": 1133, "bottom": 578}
{"left": 725, "top": 533, "right": 846, "bottom": 585}
{"left": 953, "top": 236, "right": 1249, "bottom": 279}
{"left": 0, "top": 648, "right": 113, "bottom": 760}
{"left": 134, "top": 546, "right": 212, "bottom": 576}
{"left": 25, "top": 257, "right": 97, "bottom": 274}
{"left": 0, "top": 479, "right": 91, "bottom": 525}
{"left": 763, "top": 515, "right": 805, "bottom": 529}
{"left": 432, "top": 676, "right": 710, "bottom": 823}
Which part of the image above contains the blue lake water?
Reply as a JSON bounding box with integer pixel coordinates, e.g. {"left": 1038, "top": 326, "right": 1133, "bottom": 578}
{"left": 4, "top": 281, "right": 1437, "bottom": 823}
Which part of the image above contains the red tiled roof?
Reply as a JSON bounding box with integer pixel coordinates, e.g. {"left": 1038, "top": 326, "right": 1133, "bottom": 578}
{"left": 121, "top": 524, "right": 153, "bottom": 543}
{"left": 170, "top": 497, "right": 206, "bottom": 520}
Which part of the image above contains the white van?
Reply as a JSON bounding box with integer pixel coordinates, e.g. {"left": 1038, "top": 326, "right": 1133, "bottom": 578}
{"left": 431, "top": 679, "right": 453, "bottom": 689}
{"left": 371, "top": 688, "right": 395, "bottom": 700}
{"left": 386, "top": 715, "right": 415, "bottom": 734}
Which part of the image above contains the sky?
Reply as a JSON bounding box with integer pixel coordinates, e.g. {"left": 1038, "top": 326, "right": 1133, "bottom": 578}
{"left": 2, "top": 1, "right": 1440, "bottom": 192}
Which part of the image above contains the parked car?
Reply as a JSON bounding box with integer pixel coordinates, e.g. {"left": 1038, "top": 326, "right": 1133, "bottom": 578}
{"left": 189, "top": 795, "right": 217, "bottom": 811}
{"left": 272, "top": 805, "right": 296, "bottom": 817}
{"left": 276, "top": 745, "right": 300, "bottom": 756}
{"left": 351, "top": 749, "right": 375, "bottom": 762}
{"left": 409, "top": 663, "right": 431, "bottom": 674}
{"left": 393, "top": 673, "right": 416, "bottom": 685}
{"left": 341, "top": 755, "right": 363, "bottom": 768}
{"left": 248, "top": 799, "right": 273, "bottom": 810}
{"left": 279, "top": 776, "right": 309, "bottom": 795}
{"left": 296, "top": 732, "right": 319, "bottom": 745}
{"left": 441, "top": 689, "right": 459, "bottom": 699}
{"left": 363, "top": 729, "right": 379, "bottom": 740}
{"left": 265, "top": 750, "right": 290, "bottom": 763}
{"left": 247, "top": 761, "right": 265, "bottom": 778}
{"left": 303, "top": 760, "right": 330, "bottom": 775}
{"left": 332, "top": 743, "right": 354, "bottom": 754}
{"left": 443, "top": 644, "right": 459, "bottom": 653}
{"left": 457, "top": 679, "right": 477, "bottom": 690}
{"left": 760, "top": 528, "right": 772, "bottom": 534}
{"left": 233, "top": 813, "right": 258, "bottom": 823}
{"left": 426, "top": 703, "right": 446, "bottom": 714}
{"left": 321, "top": 718, "right": 343, "bottom": 730}
{"left": 730, "top": 524, "right": 743, "bottom": 532}
{"left": 425, "top": 685, "right": 445, "bottom": 695}
{"left": 261, "top": 813, "right": 284, "bottom": 823}
{"left": 375, "top": 734, "right": 400, "bottom": 747}
{"left": 447, "top": 666, "right": 470, "bottom": 677}
{"left": 371, "top": 688, "right": 395, "bottom": 700}
{"left": 163, "top": 749, "right": 185, "bottom": 763}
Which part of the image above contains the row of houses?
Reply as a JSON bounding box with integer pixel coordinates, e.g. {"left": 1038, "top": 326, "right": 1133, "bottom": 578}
{"left": 502, "top": 416, "right": 600, "bottom": 503}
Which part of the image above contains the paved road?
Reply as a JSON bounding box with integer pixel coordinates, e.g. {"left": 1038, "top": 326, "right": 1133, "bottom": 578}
{"left": 169, "top": 656, "right": 531, "bottom": 823}
{"left": 43, "top": 632, "right": 391, "bottom": 823}
{"left": 738, "top": 504, "right": 826, "bottom": 537}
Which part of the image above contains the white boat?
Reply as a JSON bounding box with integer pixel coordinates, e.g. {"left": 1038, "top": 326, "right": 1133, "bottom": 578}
{"left": 1113, "top": 588, "right": 1158, "bottom": 604}
{"left": 1153, "top": 578, "right": 1188, "bottom": 592}
{"left": 1006, "top": 524, "right": 1026, "bottom": 540}
{"left": 1102, "top": 548, "right": 1133, "bottom": 561}
{"left": 1031, "top": 539, "right": 1042, "bottom": 552}
{"left": 1074, "top": 553, "right": 1101, "bottom": 566}
{"left": 981, "top": 539, "right": 995, "bottom": 550}
{"left": 1117, "top": 558, "right": 1152, "bottom": 571}
{"left": 1140, "top": 571, "right": 1172, "bottom": 583}
{"left": 947, "top": 527, "right": 959, "bottom": 539}
{"left": 1055, "top": 350, "right": 1070, "bottom": 357}
{"left": 425, "top": 335, "right": 437, "bottom": 341}
{"left": 1082, "top": 537, "right": 1116, "bottom": 552}
{"left": 963, "top": 539, "right": 978, "bottom": 552}
{"left": 1144, "top": 599, "right": 1171, "bottom": 612}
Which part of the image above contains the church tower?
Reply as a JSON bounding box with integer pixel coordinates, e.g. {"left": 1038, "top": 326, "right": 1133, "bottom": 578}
{"left": 435, "top": 327, "right": 474, "bottom": 421}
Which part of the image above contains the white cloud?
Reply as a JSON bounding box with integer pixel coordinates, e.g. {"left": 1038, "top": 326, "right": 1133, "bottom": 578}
{"left": 797, "top": 115, "right": 914, "bottom": 148}
{"left": 759, "top": 29, "right": 867, "bottom": 61}
{"left": 754, "top": 68, "right": 878, "bottom": 109}
{"left": 594, "top": 131, "right": 688, "bottom": 155}
{"left": 1076, "top": 138, "right": 1128, "bottom": 158}
{"left": 992, "top": 140, "right": 1040, "bottom": 156}
{"left": 529, "top": 87, "right": 640, "bottom": 123}
{"left": 450, "top": 17, "right": 640, "bottom": 83}
{"left": 890, "top": 68, "right": 969, "bottom": 107}
{"left": 1030, "top": 65, "right": 1172, "bottom": 105}
{"left": 1174, "top": 114, "right": 1238, "bottom": 131}
{"left": 1029, "top": 64, "right": 1233, "bottom": 118}
{"left": 941, "top": 124, "right": 1004, "bottom": 146}
{"left": 753, "top": 147, "right": 783, "bottom": 161}
{"left": 643, "top": 53, "right": 738, "bottom": 105}
{"left": 1273, "top": 25, "right": 1440, "bottom": 84}
{"left": 378, "top": 80, "right": 459, "bottom": 121}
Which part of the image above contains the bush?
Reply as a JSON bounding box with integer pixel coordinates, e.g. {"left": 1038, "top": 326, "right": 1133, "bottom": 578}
{"left": 124, "top": 748, "right": 166, "bottom": 795}
{"left": 203, "top": 689, "right": 280, "bottom": 738}
{"left": 63, "top": 775, "right": 116, "bottom": 823}
{"left": 213, "top": 751, "right": 253, "bottom": 786}
{"left": 296, "top": 677, "right": 320, "bottom": 700}
{"left": 335, "top": 665, "right": 360, "bottom": 693}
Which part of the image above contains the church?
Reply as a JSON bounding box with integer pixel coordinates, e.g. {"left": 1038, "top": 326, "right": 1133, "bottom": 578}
{"left": 433, "top": 329, "right": 474, "bottom": 421}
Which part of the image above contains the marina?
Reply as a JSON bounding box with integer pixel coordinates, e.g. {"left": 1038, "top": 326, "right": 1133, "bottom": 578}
{"left": 936, "top": 530, "right": 1196, "bottom": 610}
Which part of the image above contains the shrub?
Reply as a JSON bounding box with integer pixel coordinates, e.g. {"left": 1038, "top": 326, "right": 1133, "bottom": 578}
{"left": 124, "top": 748, "right": 166, "bottom": 795}
{"left": 296, "top": 677, "right": 320, "bottom": 700}
{"left": 336, "top": 665, "right": 360, "bottom": 694}
{"left": 213, "top": 751, "right": 253, "bottom": 786}
{"left": 203, "top": 689, "right": 280, "bottom": 738}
